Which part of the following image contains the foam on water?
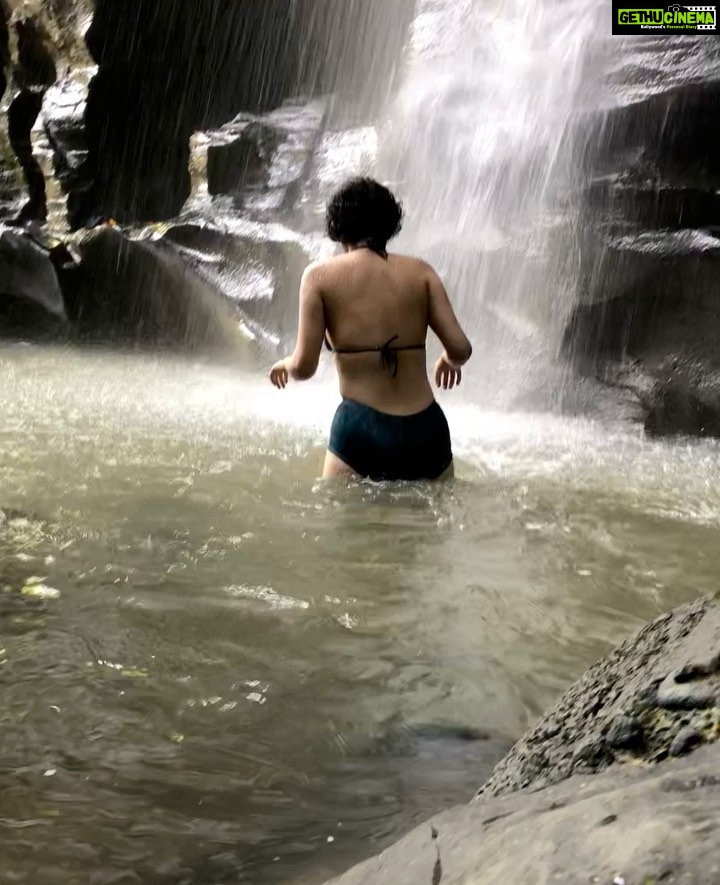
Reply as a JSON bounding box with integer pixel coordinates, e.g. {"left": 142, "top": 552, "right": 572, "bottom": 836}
{"left": 4, "top": 344, "right": 719, "bottom": 528}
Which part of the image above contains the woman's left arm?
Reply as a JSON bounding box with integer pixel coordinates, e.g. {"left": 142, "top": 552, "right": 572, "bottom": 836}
{"left": 270, "top": 264, "right": 325, "bottom": 388}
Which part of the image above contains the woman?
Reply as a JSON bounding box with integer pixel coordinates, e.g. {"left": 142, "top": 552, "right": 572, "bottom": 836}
{"left": 269, "top": 177, "right": 472, "bottom": 481}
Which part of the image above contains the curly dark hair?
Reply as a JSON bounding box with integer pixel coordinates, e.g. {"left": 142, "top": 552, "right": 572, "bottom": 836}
{"left": 326, "top": 177, "right": 403, "bottom": 252}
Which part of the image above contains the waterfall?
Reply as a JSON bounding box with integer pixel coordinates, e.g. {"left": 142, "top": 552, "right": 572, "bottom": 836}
{"left": 382, "top": 0, "right": 604, "bottom": 408}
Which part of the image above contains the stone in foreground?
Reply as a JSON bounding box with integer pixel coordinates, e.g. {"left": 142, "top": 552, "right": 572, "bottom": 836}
{"left": 326, "top": 599, "right": 720, "bottom": 885}
{"left": 326, "top": 745, "right": 720, "bottom": 885}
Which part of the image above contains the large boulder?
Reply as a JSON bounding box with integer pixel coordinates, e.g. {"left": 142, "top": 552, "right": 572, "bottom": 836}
{"left": 326, "top": 599, "right": 720, "bottom": 885}
{"left": 0, "top": 224, "right": 66, "bottom": 331}
{"left": 56, "top": 224, "right": 254, "bottom": 351}
{"left": 325, "top": 744, "right": 720, "bottom": 885}
{"left": 203, "top": 100, "right": 327, "bottom": 215}
{"left": 154, "top": 216, "right": 316, "bottom": 350}
{"left": 479, "top": 598, "right": 718, "bottom": 798}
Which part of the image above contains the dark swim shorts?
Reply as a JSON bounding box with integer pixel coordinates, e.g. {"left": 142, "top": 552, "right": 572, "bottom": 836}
{"left": 328, "top": 399, "right": 453, "bottom": 481}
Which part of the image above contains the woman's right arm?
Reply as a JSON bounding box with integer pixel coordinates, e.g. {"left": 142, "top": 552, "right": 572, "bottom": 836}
{"left": 426, "top": 263, "right": 473, "bottom": 368}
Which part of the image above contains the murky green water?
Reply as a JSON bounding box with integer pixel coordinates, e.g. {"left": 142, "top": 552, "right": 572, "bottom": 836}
{"left": 0, "top": 345, "right": 718, "bottom": 884}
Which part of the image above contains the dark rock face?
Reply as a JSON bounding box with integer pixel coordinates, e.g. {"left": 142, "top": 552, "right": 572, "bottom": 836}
{"left": 204, "top": 101, "right": 326, "bottom": 210}
{"left": 563, "top": 36, "right": 720, "bottom": 438}
{"left": 58, "top": 224, "right": 250, "bottom": 350}
{"left": 0, "top": 2, "right": 411, "bottom": 343}
{"left": 0, "top": 224, "right": 66, "bottom": 331}
{"left": 74, "top": 0, "right": 414, "bottom": 225}
{"left": 2, "top": 15, "right": 58, "bottom": 223}
{"left": 644, "top": 372, "right": 720, "bottom": 438}
{"left": 326, "top": 599, "right": 720, "bottom": 885}
{"left": 206, "top": 121, "right": 279, "bottom": 197}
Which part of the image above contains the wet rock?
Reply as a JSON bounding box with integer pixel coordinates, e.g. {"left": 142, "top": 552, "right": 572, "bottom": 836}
{"left": 593, "top": 81, "right": 720, "bottom": 187}
{"left": 4, "top": 16, "right": 59, "bottom": 224}
{"left": 669, "top": 727, "right": 703, "bottom": 758}
{"left": 478, "top": 599, "right": 718, "bottom": 798}
{"left": 565, "top": 38, "right": 720, "bottom": 433}
{"left": 201, "top": 100, "right": 328, "bottom": 217}
{"left": 156, "top": 216, "right": 315, "bottom": 349}
{"left": 79, "top": 0, "right": 413, "bottom": 223}
{"left": 206, "top": 119, "right": 279, "bottom": 197}
{"left": 57, "top": 223, "right": 251, "bottom": 350}
{"left": 645, "top": 374, "right": 720, "bottom": 439}
{"left": 584, "top": 178, "right": 720, "bottom": 233}
{"left": 324, "top": 744, "right": 720, "bottom": 885}
{"left": 326, "top": 600, "right": 720, "bottom": 885}
{"left": 605, "top": 713, "right": 644, "bottom": 752}
{"left": 1, "top": 0, "right": 91, "bottom": 217}
{"left": 562, "top": 229, "right": 720, "bottom": 438}
{"left": 0, "top": 224, "right": 66, "bottom": 330}
{"left": 42, "top": 73, "right": 90, "bottom": 191}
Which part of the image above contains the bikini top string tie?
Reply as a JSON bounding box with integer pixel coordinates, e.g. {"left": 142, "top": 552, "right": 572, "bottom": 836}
{"left": 378, "top": 336, "right": 400, "bottom": 377}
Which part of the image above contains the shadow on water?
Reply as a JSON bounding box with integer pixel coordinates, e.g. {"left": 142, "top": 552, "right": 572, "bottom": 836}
{"left": 146, "top": 723, "right": 510, "bottom": 885}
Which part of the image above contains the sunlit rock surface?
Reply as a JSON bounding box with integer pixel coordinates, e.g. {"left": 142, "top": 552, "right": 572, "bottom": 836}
{"left": 155, "top": 216, "right": 316, "bottom": 351}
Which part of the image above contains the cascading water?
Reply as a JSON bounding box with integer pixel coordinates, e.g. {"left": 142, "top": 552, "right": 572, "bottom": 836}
{"left": 2, "top": 5, "right": 720, "bottom": 885}
{"left": 381, "top": 0, "right": 603, "bottom": 408}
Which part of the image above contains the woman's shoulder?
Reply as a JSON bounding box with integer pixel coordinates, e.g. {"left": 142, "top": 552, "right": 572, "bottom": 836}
{"left": 389, "top": 252, "right": 437, "bottom": 280}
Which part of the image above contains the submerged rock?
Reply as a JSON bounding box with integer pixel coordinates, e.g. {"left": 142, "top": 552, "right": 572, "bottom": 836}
{"left": 326, "top": 599, "right": 720, "bottom": 884}
{"left": 147, "top": 720, "right": 510, "bottom": 885}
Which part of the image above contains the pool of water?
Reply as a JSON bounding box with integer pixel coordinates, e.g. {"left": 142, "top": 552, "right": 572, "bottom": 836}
{"left": 0, "top": 344, "right": 718, "bottom": 884}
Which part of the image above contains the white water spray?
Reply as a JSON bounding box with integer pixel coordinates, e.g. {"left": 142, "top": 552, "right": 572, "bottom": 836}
{"left": 383, "top": 0, "right": 603, "bottom": 408}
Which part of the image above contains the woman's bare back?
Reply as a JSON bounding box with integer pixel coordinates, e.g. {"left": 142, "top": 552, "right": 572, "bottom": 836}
{"left": 319, "top": 249, "right": 434, "bottom": 414}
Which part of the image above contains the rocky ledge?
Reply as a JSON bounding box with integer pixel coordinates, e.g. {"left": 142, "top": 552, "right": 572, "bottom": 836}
{"left": 562, "top": 36, "right": 720, "bottom": 439}
{"left": 326, "top": 598, "right": 720, "bottom": 885}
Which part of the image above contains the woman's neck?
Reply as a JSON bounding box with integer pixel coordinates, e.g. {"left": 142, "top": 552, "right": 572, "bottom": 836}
{"left": 346, "top": 239, "right": 388, "bottom": 259}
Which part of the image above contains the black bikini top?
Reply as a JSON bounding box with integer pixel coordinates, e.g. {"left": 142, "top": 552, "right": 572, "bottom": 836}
{"left": 322, "top": 239, "right": 425, "bottom": 377}
{"left": 324, "top": 335, "right": 426, "bottom": 378}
